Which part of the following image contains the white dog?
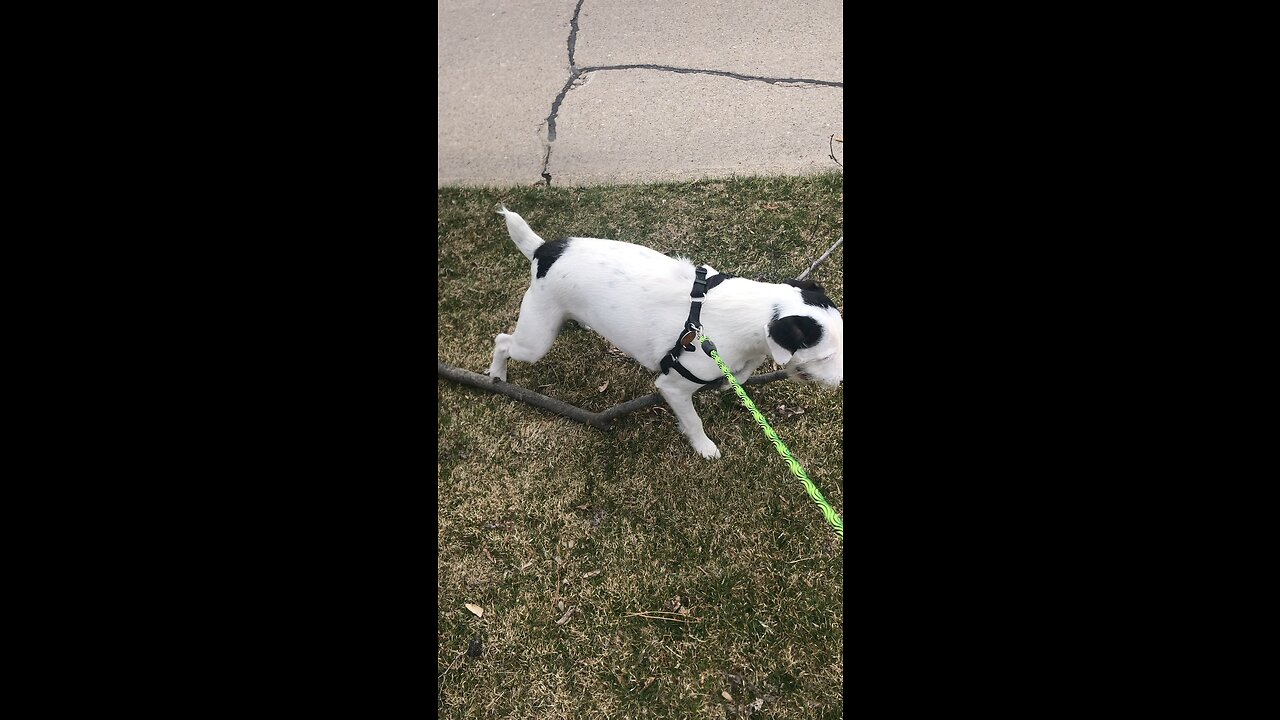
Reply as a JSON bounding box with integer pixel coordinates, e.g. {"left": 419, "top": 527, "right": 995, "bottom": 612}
{"left": 489, "top": 207, "right": 843, "bottom": 459}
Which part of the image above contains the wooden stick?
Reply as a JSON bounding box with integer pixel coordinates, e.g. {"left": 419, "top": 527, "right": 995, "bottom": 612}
{"left": 437, "top": 361, "right": 611, "bottom": 429}
{"left": 437, "top": 362, "right": 791, "bottom": 430}
{"left": 796, "top": 236, "right": 843, "bottom": 281}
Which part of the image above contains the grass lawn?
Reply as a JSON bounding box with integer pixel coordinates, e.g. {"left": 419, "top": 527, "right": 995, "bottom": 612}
{"left": 437, "top": 173, "right": 845, "bottom": 719}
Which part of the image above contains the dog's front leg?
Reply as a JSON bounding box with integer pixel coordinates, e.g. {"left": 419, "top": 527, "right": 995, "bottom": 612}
{"left": 655, "top": 373, "right": 721, "bottom": 459}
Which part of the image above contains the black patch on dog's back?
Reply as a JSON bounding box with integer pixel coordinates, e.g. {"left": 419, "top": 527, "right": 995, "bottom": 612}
{"left": 534, "top": 237, "right": 571, "bottom": 279}
{"left": 768, "top": 315, "right": 824, "bottom": 352}
{"left": 784, "top": 279, "right": 834, "bottom": 309}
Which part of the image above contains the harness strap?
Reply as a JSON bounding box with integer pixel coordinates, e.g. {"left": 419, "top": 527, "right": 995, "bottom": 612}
{"left": 661, "top": 353, "right": 718, "bottom": 384}
{"left": 659, "top": 266, "right": 724, "bottom": 385}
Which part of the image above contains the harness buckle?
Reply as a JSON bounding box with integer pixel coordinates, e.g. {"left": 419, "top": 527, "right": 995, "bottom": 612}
{"left": 691, "top": 267, "right": 709, "bottom": 298}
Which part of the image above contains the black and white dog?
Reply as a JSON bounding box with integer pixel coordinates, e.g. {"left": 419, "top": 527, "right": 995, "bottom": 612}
{"left": 489, "top": 207, "right": 843, "bottom": 459}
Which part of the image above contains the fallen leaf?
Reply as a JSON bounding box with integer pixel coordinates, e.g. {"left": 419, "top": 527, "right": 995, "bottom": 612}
{"left": 642, "top": 676, "right": 655, "bottom": 690}
{"left": 520, "top": 559, "right": 534, "bottom": 571}
{"left": 722, "top": 691, "right": 734, "bottom": 702}
{"left": 555, "top": 607, "right": 574, "bottom": 625}
{"left": 464, "top": 603, "right": 484, "bottom": 618}
{"left": 582, "top": 569, "right": 601, "bottom": 578}
{"left": 749, "top": 698, "right": 765, "bottom": 711}
{"left": 557, "top": 599, "right": 564, "bottom": 611}
{"left": 567, "top": 539, "right": 576, "bottom": 549}
{"left": 597, "top": 381, "right": 609, "bottom": 393}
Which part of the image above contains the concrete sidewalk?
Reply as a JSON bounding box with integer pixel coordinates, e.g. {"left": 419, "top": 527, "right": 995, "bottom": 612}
{"left": 438, "top": 0, "right": 842, "bottom": 188}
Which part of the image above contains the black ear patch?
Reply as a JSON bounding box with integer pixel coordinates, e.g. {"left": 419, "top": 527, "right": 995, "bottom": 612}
{"left": 767, "top": 315, "right": 823, "bottom": 353}
{"left": 784, "top": 279, "right": 835, "bottom": 309}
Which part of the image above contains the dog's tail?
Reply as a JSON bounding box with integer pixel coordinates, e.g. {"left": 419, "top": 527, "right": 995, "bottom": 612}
{"left": 494, "top": 204, "right": 544, "bottom": 261}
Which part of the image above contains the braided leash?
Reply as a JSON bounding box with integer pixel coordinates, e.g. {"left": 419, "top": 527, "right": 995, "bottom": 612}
{"left": 698, "top": 333, "right": 844, "bottom": 539}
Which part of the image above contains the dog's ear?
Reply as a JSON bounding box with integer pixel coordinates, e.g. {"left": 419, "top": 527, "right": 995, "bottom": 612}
{"left": 766, "top": 315, "right": 823, "bottom": 365}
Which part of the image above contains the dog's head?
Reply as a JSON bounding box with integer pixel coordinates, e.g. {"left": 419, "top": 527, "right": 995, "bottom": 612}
{"left": 764, "top": 279, "right": 843, "bottom": 387}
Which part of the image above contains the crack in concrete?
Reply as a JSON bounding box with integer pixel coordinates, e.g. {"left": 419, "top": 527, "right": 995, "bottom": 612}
{"left": 540, "top": 0, "right": 587, "bottom": 184}
{"left": 578, "top": 64, "right": 843, "bottom": 88}
{"left": 546, "top": 71, "right": 579, "bottom": 144}
{"left": 540, "top": 0, "right": 841, "bottom": 185}
{"left": 566, "top": 0, "right": 584, "bottom": 67}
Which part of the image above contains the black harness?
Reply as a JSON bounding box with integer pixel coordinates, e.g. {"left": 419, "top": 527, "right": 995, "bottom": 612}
{"left": 659, "top": 266, "right": 731, "bottom": 385}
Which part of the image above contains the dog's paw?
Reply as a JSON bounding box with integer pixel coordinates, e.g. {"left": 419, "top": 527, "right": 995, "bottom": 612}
{"left": 487, "top": 368, "right": 507, "bottom": 382}
{"left": 693, "top": 441, "right": 722, "bottom": 460}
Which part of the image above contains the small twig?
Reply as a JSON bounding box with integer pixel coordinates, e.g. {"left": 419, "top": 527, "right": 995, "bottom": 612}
{"left": 553, "top": 539, "right": 564, "bottom": 610}
{"left": 623, "top": 611, "right": 703, "bottom": 624}
{"left": 796, "top": 236, "right": 844, "bottom": 281}
{"left": 828, "top": 133, "right": 843, "bottom": 167}
{"left": 437, "top": 648, "right": 467, "bottom": 692}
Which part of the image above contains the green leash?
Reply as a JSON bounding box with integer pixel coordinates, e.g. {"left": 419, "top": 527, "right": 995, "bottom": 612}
{"left": 698, "top": 333, "right": 844, "bottom": 539}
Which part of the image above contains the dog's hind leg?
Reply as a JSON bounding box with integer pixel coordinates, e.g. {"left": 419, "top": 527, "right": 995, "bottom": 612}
{"left": 655, "top": 373, "right": 721, "bottom": 459}
{"left": 488, "top": 289, "right": 564, "bottom": 382}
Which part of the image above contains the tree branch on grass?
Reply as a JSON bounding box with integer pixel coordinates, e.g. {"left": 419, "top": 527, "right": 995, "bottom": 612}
{"left": 796, "top": 236, "right": 843, "bottom": 281}
{"left": 437, "top": 361, "right": 787, "bottom": 430}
